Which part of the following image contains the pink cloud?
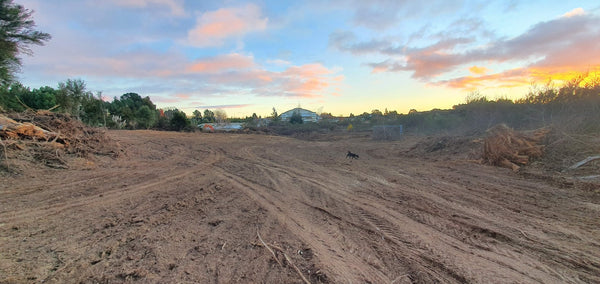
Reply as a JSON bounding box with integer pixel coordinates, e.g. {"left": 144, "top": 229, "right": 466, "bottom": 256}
{"left": 434, "top": 69, "right": 530, "bottom": 90}
{"left": 340, "top": 10, "right": 600, "bottom": 90}
{"left": 174, "top": 93, "right": 190, "bottom": 99}
{"left": 187, "top": 53, "right": 256, "bottom": 73}
{"left": 187, "top": 4, "right": 268, "bottom": 47}
{"left": 254, "top": 63, "right": 340, "bottom": 98}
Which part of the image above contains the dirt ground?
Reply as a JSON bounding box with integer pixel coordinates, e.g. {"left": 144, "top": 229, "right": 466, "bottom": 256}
{"left": 1, "top": 130, "right": 600, "bottom": 283}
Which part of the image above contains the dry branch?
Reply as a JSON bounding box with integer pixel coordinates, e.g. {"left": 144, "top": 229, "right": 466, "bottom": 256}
{"left": 483, "top": 124, "right": 550, "bottom": 171}
{"left": 256, "top": 230, "right": 311, "bottom": 284}
{"left": 568, "top": 155, "right": 600, "bottom": 170}
{"left": 257, "top": 229, "right": 283, "bottom": 267}
{"left": 281, "top": 251, "right": 311, "bottom": 284}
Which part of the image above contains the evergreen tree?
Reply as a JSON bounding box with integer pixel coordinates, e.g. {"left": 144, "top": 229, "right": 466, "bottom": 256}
{"left": 0, "top": 0, "right": 51, "bottom": 84}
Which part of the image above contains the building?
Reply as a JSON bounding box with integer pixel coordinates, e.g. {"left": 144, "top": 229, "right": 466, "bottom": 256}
{"left": 279, "top": 108, "right": 320, "bottom": 122}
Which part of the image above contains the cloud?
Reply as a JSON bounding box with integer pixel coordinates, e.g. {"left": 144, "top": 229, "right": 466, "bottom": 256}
{"left": 19, "top": 1, "right": 339, "bottom": 103}
{"left": 329, "top": 31, "right": 396, "bottom": 55}
{"left": 563, "top": 8, "right": 585, "bottom": 18}
{"left": 348, "top": 0, "right": 467, "bottom": 30}
{"left": 110, "top": 0, "right": 186, "bottom": 17}
{"left": 195, "top": 104, "right": 252, "bottom": 109}
{"left": 266, "top": 59, "right": 292, "bottom": 66}
{"left": 187, "top": 53, "right": 256, "bottom": 73}
{"left": 434, "top": 69, "right": 530, "bottom": 90}
{"left": 187, "top": 3, "right": 268, "bottom": 47}
{"left": 182, "top": 54, "right": 341, "bottom": 98}
{"left": 336, "top": 9, "right": 600, "bottom": 89}
{"left": 174, "top": 93, "right": 190, "bottom": 99}
{"left": 469, "top": 66, "right": 489, "bottom": 75}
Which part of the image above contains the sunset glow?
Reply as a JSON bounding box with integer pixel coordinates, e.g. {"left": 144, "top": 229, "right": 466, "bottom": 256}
{"left": 18, "top": 1, "right": 600, "bottom": 116}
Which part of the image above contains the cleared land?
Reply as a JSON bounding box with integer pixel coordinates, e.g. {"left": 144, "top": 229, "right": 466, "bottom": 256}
{"left": 1, "top": 130, "right": 600, "bottom": 283}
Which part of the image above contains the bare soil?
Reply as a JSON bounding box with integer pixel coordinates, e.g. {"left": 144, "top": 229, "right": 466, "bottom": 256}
{"left": 2, "top": 130, "right": 600, "bottom": 283}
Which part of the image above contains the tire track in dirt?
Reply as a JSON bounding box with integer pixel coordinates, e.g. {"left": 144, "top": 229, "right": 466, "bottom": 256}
{"left": 221, "top": 145, "right": 473, "bottom": 282}
{"left": 5, "top": 132, "right": 600, "bottom": 283}
{"left": 212, "top": 168, "right": 390, "bottom": 283}
{"left": 318, "top": 155, "right": 600, "bottom": 282}
{"left": 0, "top": 144, "right": 224, "bottom": 225}
{"left": 231, "top": 142, "right": 598, "bottom": 283}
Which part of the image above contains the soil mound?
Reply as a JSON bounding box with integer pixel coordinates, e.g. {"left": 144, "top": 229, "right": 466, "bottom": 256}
{"left": 406, "top": 135, "right": 483, "bottom": 161}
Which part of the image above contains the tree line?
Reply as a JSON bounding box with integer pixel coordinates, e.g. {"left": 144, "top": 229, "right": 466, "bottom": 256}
{"left": 0, "top": 79, "right": 224, "bottom": 131}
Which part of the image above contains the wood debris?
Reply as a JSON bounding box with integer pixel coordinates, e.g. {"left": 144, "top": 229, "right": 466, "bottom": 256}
{"left": 483, "top": 124, "right": 550, "bottom": 171}
{"left": 1, "top": 111, "right": 121, "bottom": 170}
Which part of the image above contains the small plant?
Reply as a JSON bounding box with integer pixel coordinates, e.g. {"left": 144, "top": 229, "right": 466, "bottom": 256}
{"left": 347, "top": 123, "right": 353, "bottom": 131}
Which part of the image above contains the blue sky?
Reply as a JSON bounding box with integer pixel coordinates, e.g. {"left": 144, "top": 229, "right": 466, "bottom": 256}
{"left": 17, "top": 0, "right": 600, "bottom": 117}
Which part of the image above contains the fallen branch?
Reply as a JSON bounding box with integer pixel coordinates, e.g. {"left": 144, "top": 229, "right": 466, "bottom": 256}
{"left": 576, "top": 175, "right": 600, "bottom": 180}
{"left": 46, "top": 105, "right": 60, "bottom": 112}
{"left": 568, "top": 155, "right": 600, "bottom": 170}
{"left": 16, "top": 96, "right": 35, "bottom": 112}
{"left": 257, "top": 229, "right": 282, "bottom": 267}
{"left": 256, "top": 230, "right": 311, "bottom": 284}
{"left": 251, "top": 241, "right": 285, "bottom": 252}
{"left": 281, "top": 251, "right": 311, "bottom": 284}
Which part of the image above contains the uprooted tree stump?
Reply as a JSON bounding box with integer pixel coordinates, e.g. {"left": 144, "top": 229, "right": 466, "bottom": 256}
{"left": 0, "top": 114, "right": 58, "bottom": 141}
{"left": 483, "top": 124, "right": 550, "bottom": 171}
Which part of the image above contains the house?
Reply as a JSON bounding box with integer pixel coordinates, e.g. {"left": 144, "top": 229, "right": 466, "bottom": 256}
{"left": 279, "top": 108, "right": 320, "bottom": 122}
{"left": 198, "top": 123, "right": 244, "bottom": 132}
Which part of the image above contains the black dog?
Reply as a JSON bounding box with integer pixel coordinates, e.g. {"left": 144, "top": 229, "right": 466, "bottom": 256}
{"left": 346, "top": 151, "right": 359, "bottom": 159}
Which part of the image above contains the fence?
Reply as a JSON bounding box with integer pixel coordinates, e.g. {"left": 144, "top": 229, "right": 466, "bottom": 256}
{"left": 372, "top": 125, "right": 403, "bottom": 140}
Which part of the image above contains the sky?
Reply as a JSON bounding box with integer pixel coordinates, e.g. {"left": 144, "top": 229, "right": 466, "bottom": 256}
{"left": 16, "top": 0, "right": 600, "bottom": 117}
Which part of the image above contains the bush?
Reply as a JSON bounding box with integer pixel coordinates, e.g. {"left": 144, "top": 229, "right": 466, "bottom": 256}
{"left": 170, "top": 111, "right": 190, "bottom": 131}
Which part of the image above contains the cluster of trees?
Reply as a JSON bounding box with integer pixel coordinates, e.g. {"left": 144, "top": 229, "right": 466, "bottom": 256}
{"left": 0, "top": 79, "right": 247, "bottom": 132}
{"left": 339, "top": 73, "right": 600, "bottom": 135}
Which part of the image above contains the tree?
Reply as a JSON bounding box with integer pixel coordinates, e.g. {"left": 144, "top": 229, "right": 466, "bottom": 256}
{"left": 136, "top": 105, "right": 154, "bottom": 129}
{"left": 214, "top": 109, "right": 227, "bottom": 123}
{"left": 203, "top": 109, "right": 215, "bottom": 122}
{"left": 271, "top": 107, "right": 280, "bottom": 121}
{"left": 0, "top": 0, "right": 51, "bottom": 84}
{"left": 170, "top": 110, "right": 190, "bottom": 131}
{"left": 0, "top": 82, "right": 26, "bottom": 111}
{"left": 81, "top": 92, "right": 105, "bottom": 126}
{"left": 191, "top": 109, "right": 202, "bottom": 125}
{"left": 289, "top": 110, "right": 303, "bottom": 124}
{"left": 56, "top": 78, "right": 89, "bottom": 116}
{"left": 26, "top": 86, "right": 56, "bottom": 109}
{"left": 107, "top": 92, "right": 157, "bottom": 129}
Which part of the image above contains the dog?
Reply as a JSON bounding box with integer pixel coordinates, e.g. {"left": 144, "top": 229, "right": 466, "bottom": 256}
{"left": 346, "top": 151, "right": 359, "bottom": 159}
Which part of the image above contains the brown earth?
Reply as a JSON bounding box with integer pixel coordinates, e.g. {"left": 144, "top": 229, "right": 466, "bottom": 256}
{"left": 1, "top": 130, "right": 600, "bottom": 283}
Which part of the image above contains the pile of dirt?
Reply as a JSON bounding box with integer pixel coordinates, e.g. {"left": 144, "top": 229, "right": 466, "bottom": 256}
{"left": 405, "top": 135, "right": 483, "bottom": 161}
{"left": 1, "top": 111, "right": 121, "bottom": 170}
{"left": 483, "top": 124, "right": 550, "bottom": 171}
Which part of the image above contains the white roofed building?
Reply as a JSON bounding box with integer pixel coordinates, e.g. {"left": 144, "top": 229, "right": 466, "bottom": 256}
{"left": 279, "top": 108, "right": 320, "bottom": 123}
